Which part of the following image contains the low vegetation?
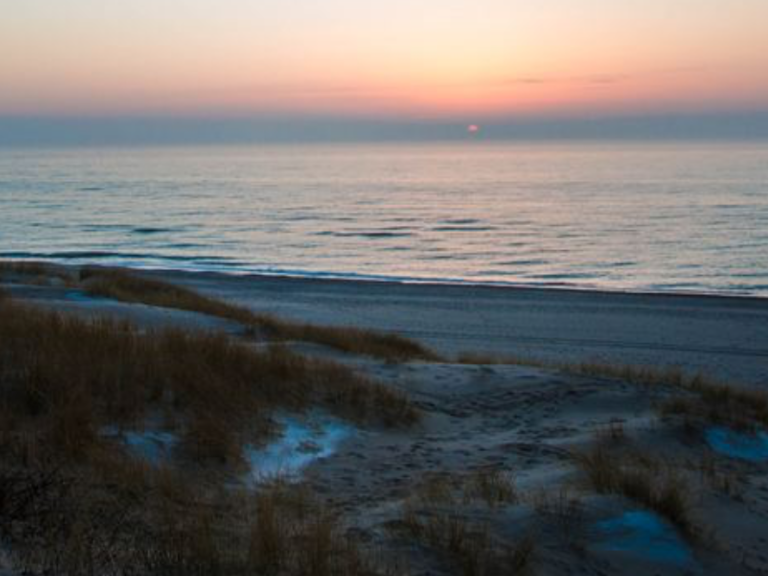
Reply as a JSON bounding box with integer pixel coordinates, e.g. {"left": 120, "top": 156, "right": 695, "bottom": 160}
{"left": 458, "top": 352, "right": 768, "bottom": 431}
{"left": 399, "top": 510, "right": 535, "bottom": 576}
{"left": 530, "top": 487, "right": 586, "bottom": 549}
{"left": 566, "top": 360, "right": 768, "bottom": 431}
{"left": 0, "top": 291, "right": 420, "bottom": 574}
{"left": 408, "top": 469, "right": 518, "bottom": 509}
{"left": 0, "top": 459, "right": 381, "bottom": 576}
{"left": 660, "top": 381, "right": 768, "bottom": 431}
{"left": 0, "top": 261, "right": 439, "bottom": 361}
{"left": 393, "top": 470, "right": 533, "bottom": 576}
{"left": 576, "top": 441, "right": 695, "bottom": 538}
{"left": 458, "top": 352, "right": 691, "bottom": 388}
{"left": 560, "top": 361, "right": 768, "bottom": 430}
{"left": 79, "top": 266, "right": 440, "bottom": 362}
{"left": 0, "top": 294, "right": 418, "bottom": 461}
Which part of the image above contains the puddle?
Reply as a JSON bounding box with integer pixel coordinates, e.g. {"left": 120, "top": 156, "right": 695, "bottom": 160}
{"left": 594, "top": 511, "right": 693, "bottom": 567}
{"left": 245, "top": 414, "right": 354, "bottom": 481}
{"left": 102, "top": 427, "right": 178, "bottom": 464}
{"left": 705, "top": 426, "right": 768, "bottom": 462}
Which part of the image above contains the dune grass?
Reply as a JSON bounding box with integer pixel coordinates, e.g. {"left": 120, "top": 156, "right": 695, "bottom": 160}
{"left": 530, "top": 487, "right": 586, "bottom": 549}
{"left": 0, "top": 292, "right": 419, "bottom": 574}
{"left": 0, "top": 457, "right": 380, "bottom": 575}
{"left": 559, "top": 362, "right": 768, "bottom": 429}
{"left": 79, "top": 266, "right": 439, "bottom": 362}
{"left": 659, "top": 377, "right": 768, "bottom": 431}
{"left": 393, "top": 469, "right": 532, "bottom": 576}
{"left": 457, "top": 352, "right": 768, "bottom": 431}
{"left": 457, "top": 352, "right": 690, "bottom": 386}
{"left": 399, "top": 508, "right": 535, "bottom": 576}
{"left": 566, "top": 360, "right": 768, "bottom": 431}
{"left": 576, "top": 442, "right": 695, "bottom": 538}
{"left": 409, "top": 468, "right": 518, "bottom": 510}
{"left": 0, "top": 295, "right": 418, "bottom": 462}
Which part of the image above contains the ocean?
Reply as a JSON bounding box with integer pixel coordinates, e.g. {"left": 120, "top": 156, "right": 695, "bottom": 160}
{"left": 1, "top": 141, "right": 767, "bottom": 296}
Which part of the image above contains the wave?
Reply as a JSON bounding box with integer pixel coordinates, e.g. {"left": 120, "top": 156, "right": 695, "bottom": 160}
{"left": 431, "top": 226, "right": 497, "bottom": 232}
{"left": 79, "top": 225, "right": 180, "bottom": 235}
{"left": 314, "top": 230, "right": 416, "bottom": 239}
{"left": 132, "top": 227, "right": 176, "bottom": 235}
{"left": 440, "top": 218, "right": 482, "bottom": 225}
{"left": 497, "top": 259, "right": 549, "bottom": 266}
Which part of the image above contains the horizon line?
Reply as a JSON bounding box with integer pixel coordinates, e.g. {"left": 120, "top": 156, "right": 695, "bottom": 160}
{"left": 2, "top": 111, "right": 768, "bottom": 146}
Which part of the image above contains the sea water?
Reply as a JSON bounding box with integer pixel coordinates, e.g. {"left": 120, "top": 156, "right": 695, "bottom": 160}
{"left": 2, "top": 141, "right": 767, "bottom": 296}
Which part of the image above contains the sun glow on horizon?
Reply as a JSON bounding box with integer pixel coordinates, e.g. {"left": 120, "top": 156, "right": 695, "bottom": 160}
{"left": 1, "top": 0, "right": 767, "bottom": 120}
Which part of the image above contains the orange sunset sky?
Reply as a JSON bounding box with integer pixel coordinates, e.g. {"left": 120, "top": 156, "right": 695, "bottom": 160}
{"left": 2, "top": 0, "right": 768, "bottom": 121}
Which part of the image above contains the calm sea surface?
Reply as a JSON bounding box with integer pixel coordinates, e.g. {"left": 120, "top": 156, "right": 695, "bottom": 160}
{"left": 1, "top": 141, "right": 767, "bottom": 296}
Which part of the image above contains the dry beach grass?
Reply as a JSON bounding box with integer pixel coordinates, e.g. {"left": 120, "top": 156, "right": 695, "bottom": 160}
{"left": 79, "top": 267, "right": 440, "bottom": 362}
{"left": 576, "top": 441, "right": 695, "bottom": 537}
{"left": 0, "top": 288, "right": 418, "bottom": 575}
{"left": 457, "top": 352, "right": 768, "bottom": 430}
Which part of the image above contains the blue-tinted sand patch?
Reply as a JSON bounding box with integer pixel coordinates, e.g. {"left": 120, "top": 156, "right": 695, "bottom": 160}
{"left": 103, "top": 428, "right": 178, "bottom": 464}
{"left": 705, "top": 426, "right": 768, "bottom": 462}
{"left": 65, "top": 290, "right": 109, "bottom": 303}
{"left": 594, "top": 511, "right": 693, "bottom": 567}
{"left": 245, "top": 414, "right": 354, "bottom": 481}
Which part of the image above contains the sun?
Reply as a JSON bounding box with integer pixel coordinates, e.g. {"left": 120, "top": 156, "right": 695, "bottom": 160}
{"left": 467, "top": 124, "right": 480, "bottom": 134}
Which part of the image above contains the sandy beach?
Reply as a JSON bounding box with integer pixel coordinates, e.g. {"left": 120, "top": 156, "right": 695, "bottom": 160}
{"left": 2, "top": 263, "right": 768, "bottom": 575}
{"left": 18, "top": 267, "right": 768, "bottom": 386}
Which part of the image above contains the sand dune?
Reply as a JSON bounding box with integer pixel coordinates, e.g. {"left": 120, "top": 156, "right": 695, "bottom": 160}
{"left": 2, "top": 264, "right": 768, "bottom": 575}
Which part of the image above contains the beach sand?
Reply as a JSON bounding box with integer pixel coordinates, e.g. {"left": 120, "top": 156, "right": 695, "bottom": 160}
{"left": 16, "top": 267, "right": 768, "bottom": 385}
{"left": 3, "top": 265, "right": 768, "bottom": 575}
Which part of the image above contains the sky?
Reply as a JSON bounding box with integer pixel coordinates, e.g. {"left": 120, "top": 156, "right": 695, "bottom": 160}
{"left": 2, "top": 0, "right": 768, "bottom": 142}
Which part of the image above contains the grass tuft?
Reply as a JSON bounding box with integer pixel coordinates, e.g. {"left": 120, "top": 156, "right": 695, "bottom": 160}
{"left": 395, "top": 470, "right": 532, "bottom": 576}
{"left": 660, "top": 376, "right": 768, "bottom": 431}
{"left": 576, "top": 442, "right": 695, "bottom": 537}
{"left": 462, "top": 468, "right": 518, "bottom": 508}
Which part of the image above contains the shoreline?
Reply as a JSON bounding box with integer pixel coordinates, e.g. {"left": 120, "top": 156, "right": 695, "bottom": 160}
{"left": 3, "top": 257, "right": 768, "bottom": 303}
{"left": 164, "top": 266, "right": 768, "bottom": 304}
